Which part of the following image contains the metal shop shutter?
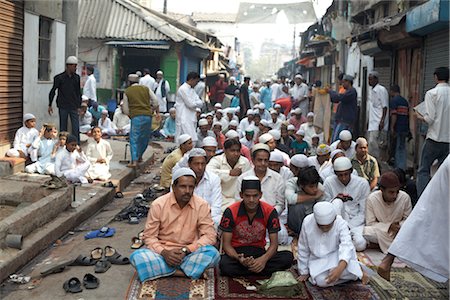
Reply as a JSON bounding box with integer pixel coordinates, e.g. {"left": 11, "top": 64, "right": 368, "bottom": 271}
{"left": 0, "top": 0, "right": 24, "bottom": 145}
{"left": 423, "top": 29, "right": 449, "bottom": 93}
{"left": 373, "top": 54, "right": 392, "bottom": 88}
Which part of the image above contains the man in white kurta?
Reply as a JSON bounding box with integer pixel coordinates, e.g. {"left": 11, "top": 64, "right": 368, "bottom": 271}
{"left": 206, "top": 139, "right": 251, "bottom": 211}
{"left": 378, "top": 155, "right": 450, "bottom": 282}
{"left": 98, "top": 110, "right": 117, "bottom": 136}
{"left": 187, "top": 148, "right": 222, "bottom": 227}
{"left": 79, "top": 103, "right": 93, "bottom": 133}
{"left": 329, "top": 130, "right": 356, "bottom": 159}
{"left": 86, "top": 127, "right": 113, "bottom": 181}
{"left": 299, "top": 112, "right": 318, "bottom": 146}
{"left": 154, "top": 70, "right": 171, "bottom": 113}
{"left": 291, "top": 75, "right": 309, "bottom": 114}
{"left": 367, "top": 71, "right": 389, "bottom": 158}
{"left": 364, "top": 172, "right": 412, "bottom": 253}
{"left": 112, "top": 103, "right": 130, "bottom": 135}
{"left": 83, "top": 66, "right": 97, "bottom": 102}
{"left": 138, "top": 69, "right": 155, "bottom": 92}
{"left": 323, "top": 157, "right": 370, "bottom": 251}
{"left": 298, "top": 202, "right": 364, "bottom": 287}
{"left": 175, "top": 73, "right": 205, "bottom": 143}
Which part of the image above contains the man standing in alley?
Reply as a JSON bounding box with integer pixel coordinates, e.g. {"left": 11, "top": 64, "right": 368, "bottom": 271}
{"left": 239, "top": 76, "right": 251, "bottom": 118}
{"left": 83, "top": 65, "right": 97, "bottom": 106}
{"left": 48, "top": 56, "right": 81, "bottom": 143}
{"left": 122, "top": 74, "right": 159, "bottom": 168}
{"left": 139, "top": 68, "right": 156, "bottom": 92}
{"left": 415, "top": 67, "right": 450, "bottom": 196}
{"left": 175, "top": 72, "right": 204, "bottom": 144}
{"left": 291, "top": 74, "right": 309, "bottom": 114}
{"left": 154, "top": 70, "right": 170, "bottom": 113}
{"left": 367, "top": 71, "right": 389, "bottom": 159}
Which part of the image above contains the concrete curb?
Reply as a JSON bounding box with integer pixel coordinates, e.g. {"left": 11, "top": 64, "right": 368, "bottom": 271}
{"left": 0, "top": 153, "right": 155, "bottom": 283}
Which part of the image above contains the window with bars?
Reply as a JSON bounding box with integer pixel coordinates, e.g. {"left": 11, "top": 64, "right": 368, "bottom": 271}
{"left": 38, "top": 17, "right": 52, "bottom": 81}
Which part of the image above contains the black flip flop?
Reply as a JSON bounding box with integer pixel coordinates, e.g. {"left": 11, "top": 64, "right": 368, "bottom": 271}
{"left": 68, "top": 255, "right": 97, "bottom": 266}
{"left": 40, "top": 261, "right": 71, "bottom": 277}
{"left": 83, "top": 273, "right": 100, "bottom": 289}
{"left": 102, "top": 181, "right": 117, "bottom": 188}
{"left": 63, "top": 277, "right": 82, "bottom": 293}
{"left": 94, "top": 259, "right": 111, "bottom": 273}
{"left": 104, "top": 246, "right": 130, "bottom": 265}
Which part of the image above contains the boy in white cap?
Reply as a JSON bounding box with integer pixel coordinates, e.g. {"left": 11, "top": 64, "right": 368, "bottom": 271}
{"left": 240, "top": 127, "right": 255, "bottom": 149}
{"left": 85, "top": 126, "right": 113, "bottom": 181}
{"left": 213, "top": 109, "right": 229, "bottom": 132}
{"left": 25, "top": 123, "right": 58, "bottom": 175}
{"left": 196, "top": 118, "right": 215, "bottom": 147}
{"left": 299, "top": 112, "right": 321, "bottom": 146}
{"left": 323, "top": 157, "right": 370, "bottom": 251}
{"left": 257, "top": 103, "right": 271, "bottom": 121}
{"left": 268, "top": 109, "right": 282, "bottom": 130}
{"left": 298, "top": 202, "right": 368, "bottom": 287}
{"left": 55, "top": 134, "right": 91, "bottom": 184}
{"left": 291, "top": 129, "right": 310, "bottom": 155}
{"left": 274, "top": 103, "right": 286, "bottom": 121}
{"left": 98, "top": 109, "right": 116, "bottom": 136}
{"left": 160, "top": 134, "right": 193, "bottom": 189}
{"left": 79, "top": 102, "right": 93, "bottom": 134}
{"left": 268, "top": 151, "right": 293, "bottom": 181}
{"left": 238, "top": 109, "right": 255, "bottom": 136}
{"left": 161, "top": 107, "right": 176, "bottom": 140}
{"left": 6, "top": 113, "right": 40, "bottom": 161}
{"left": 112, "top": 100, "right": 131, "bottom": 135}
{"left": 330, "top": 130, "right": 356, "bottom": 159}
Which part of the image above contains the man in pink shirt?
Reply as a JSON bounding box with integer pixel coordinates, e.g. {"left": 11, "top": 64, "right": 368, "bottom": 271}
{"left": 130, "top": 168, "right": 219, "bottom": 282}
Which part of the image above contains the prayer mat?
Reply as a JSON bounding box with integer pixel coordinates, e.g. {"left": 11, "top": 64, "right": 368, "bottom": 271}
{"left": 369, "top": 267, "right": 449, "bottom": 300}
{"left": 306, "top": 281, "right": 380, "bottom": 300}
{"left": 125, "top": 269, "right": 214, "bottom": 300}
{"left": 214, "top": 268, "right": 312, "bottom": 299}
{"left": 363, "top": 249, "right": 407, "bottom": 268}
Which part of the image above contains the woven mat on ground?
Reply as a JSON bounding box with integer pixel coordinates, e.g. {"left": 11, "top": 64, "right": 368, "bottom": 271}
{"left": 307, "top": 281, "right": 380, "bottom": 300}
{"left": 125, "top": 269, "right": 214, "bottom": 300}
{"left": 214, "top": 268, "right": 312, "bottom": 300}
{"left": 369, "top": 267, "right": 449, "bottom": 300}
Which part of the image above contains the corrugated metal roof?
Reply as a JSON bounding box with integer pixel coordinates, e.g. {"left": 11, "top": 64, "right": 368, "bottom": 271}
{"left": 78, "top": 0, "right": 209, "bottom": 49}
{"left": 191, "top": 12, "right": 237, "bottom": 23}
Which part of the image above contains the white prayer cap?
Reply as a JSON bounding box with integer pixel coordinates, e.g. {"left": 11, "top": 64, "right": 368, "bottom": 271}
{"left": 172, "top": 167, "right": 196, "bottom": 182}
{"left": 269, "top": 151, "right": 284, "bottom": 163}
{"left": 330, "top": 149, "right": 344, "bottom": 160}
{"left": 200, "top": 113, "right": 206, "bottom": 118}
{"left": 229, "top": 76, "right": 236, "bottom": 81}
{"left": 136, "top": 71, "right": 142, "bottom": 77}
{"left": 156, "top": 70, "right": 163, "bottom": 75}
{"left": 274, "top": 103, "right": 281, "bottom": 109}
{"left": 206, "top": 112, "right": 214, "bottom": 117}
{"left": 251, "top": 143, "right": 270, "bottom": 154}
{"left": 260, "top": 120, "right": 269, "bottom": 127}
{"left": 294, "top": 74, "right": 303, "bottom": 79}
{"left": 265, "top": 78, "right": 272, "bottom": 83}
{"left": 333, "top": 157, "right": 352, "bottom": 171}
{"left": 290, "top": 154, "right": 310, "bottom": 168}
{"left": 216, "top": 109, "right": 223, "bottom": 114}
{"left": 259, "top": 103, "right": 266, "bottom": 110}
{"left": 201, "top": 136, "right": 218, "bottom": 147}
{"left": 269, "top": 109, "right": 277, "bottom": 115}
{"left": 356, "top": 137, "right": 368, "bottom": 147}
{"left": 163, "top": 112, "right": 170, "bottom": 117}
{"left": 296, "top": 129, "right": 305, "bottom": 136}
{"left": 247, "top": 109, "right": 254, "bottom": 115}
{"left": 252, "top": 84, "right": 260, "bottom": 89}
{"left": 212, "top": 121, "right": 222, "bottom": 128}
{"left": 81, "top": 95, "right": 89, "bottom": 101}
{"left": 214, "top": 103, "right": 222, "bottom": 108}
{"left": 316, "top": 144, "right": 331, "bottom": 156}
{"left": 229, "top": 120, "right": 239, "bottom": 127}
{"left": 225, "top": 130, "right": 239, "bottom": 139}
{"left": 268, "top": 129, "right": 281, "bottom": 141}
{"left": 178, "top": 134, "right": 192, "bottom": 145}
{"left": 293, "top": 108, "right": 302, "bottom": 115}
{"left": 66, "top": 56, "right": 78, "bottom": 64}
{"left": 287, "top": 124, "right": 295, "bottom": 131}
{"left": 259, "top": 133, "right": 273, "bottom": 144}
{"left": 307, "top": 112, "right": 314, "bottom": 118}
{"left": 254, "top": 104, "right": 260, "bottom": 109}
{"left": 128, "top": 74, "right": 139, "bottom": 82}
{"left": 198, "top": 119, "right": 208, "bottom": 126}
{"left": 23, "top": 113, "right": 36, "bottom": 122}
{"left": 271, "top": 75, "right": 278, "bottom": 81}
{"left": 235, "top": 106, "right": 240, "bottom": 113}
{"left": 339, "top": 130, "right": 352, "bottom": 141}
{"left": 196, "top": 107, "right": 202, "bottom": 113}
{"left": 200, "top": 74, "right": 206, "bottom": 79}
{"left": 169, "top": 107, "right": 176, "bottom": 113}
{"left": 313, "top": 202, "right": 337, "bottom": 225}
{"left": 102, "top": 109, "right": 108, "bottom": 115}
{"left": 368, "top": 70, "right": 379, "bottom": 78}
{"left": 219, "top": 74, "right": 225, "bottom": 78}
{"left": 188, "top": 148, "right": 207, "bottom": 159}
{"left": 225, "top": 108, "right": 234, "bottom": 115}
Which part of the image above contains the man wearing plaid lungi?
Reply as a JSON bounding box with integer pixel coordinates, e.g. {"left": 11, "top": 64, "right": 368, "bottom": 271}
{"left": 130, "top": 167, "right": 219, "bottom": 282}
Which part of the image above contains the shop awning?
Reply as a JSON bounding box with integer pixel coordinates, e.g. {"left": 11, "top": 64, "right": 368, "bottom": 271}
{"left": 105, "top": 41, "right": 171, "bottom": 49}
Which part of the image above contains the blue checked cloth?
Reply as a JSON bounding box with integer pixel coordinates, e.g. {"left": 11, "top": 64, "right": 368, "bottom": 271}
{"left": 130, "top": 245, "right": 220, "bottom": 282}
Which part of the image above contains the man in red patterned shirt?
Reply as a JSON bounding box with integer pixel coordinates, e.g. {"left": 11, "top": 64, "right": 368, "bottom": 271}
{"left": 219, "top": 176, "right": 293, "bottom": 276}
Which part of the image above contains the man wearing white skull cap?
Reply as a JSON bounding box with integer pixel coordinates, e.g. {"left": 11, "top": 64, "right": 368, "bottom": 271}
{"left": 6, "top": 113, "right": 39, "bottom": 160}
{"left": 160, "top": 134, "right": 193, "bottom": 188}
{"left": 323, "top": 157, "right": 370, "bottom": 251}
{"left": 297, "top": 202, "right": 368, "bottom": 287}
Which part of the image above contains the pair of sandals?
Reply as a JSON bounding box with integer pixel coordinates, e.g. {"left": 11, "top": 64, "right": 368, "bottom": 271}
{"left": 91, "top": 246, "right": 130, "bottom": 273}
{"left": 63, "top": 273, "right": 99, "bottom": 293}
{"left": 130, "top": 230, "right": 145, "bottom": 249}
{"left": 102, "top": 181, "right": 124, "bottom": 198}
